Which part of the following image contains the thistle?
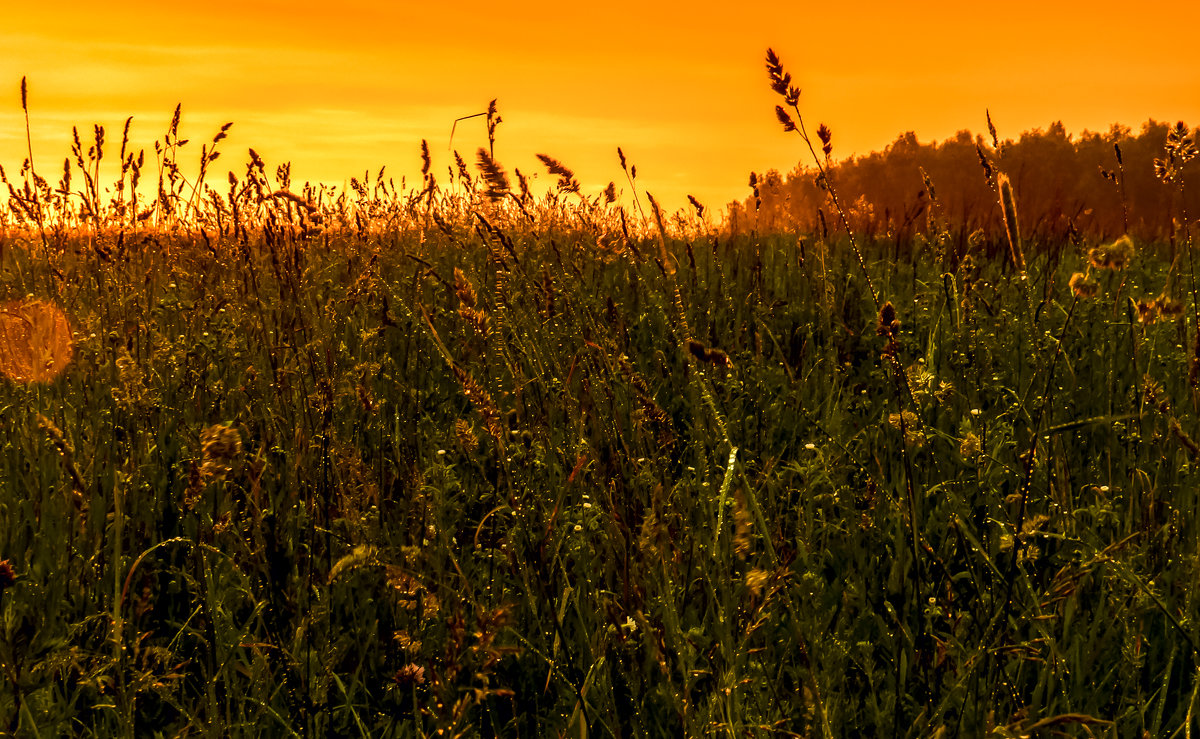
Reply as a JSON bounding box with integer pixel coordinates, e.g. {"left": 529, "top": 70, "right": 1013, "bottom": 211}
{"left": 876, "top": 301, "right": 900, "bottom": 337}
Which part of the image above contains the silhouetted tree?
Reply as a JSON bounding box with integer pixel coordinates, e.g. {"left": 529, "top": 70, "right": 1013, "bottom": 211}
{"left": 730, "top": 120, "right": 1199, "bottom": 253}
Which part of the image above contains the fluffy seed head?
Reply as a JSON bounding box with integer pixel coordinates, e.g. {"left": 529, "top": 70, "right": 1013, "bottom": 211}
{"left": 1088, "top": 235, "right": 1135, "bottom": 270}
{"left": 996, "top": 173, "right": 1024, "bottom": 271}
{"left": 1069, "top": 272, "right": 1099, "bottom": 299}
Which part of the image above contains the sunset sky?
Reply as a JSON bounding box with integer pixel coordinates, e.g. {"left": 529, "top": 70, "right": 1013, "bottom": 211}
{"left": 2, "top": 0, "right": 1198, "bottom": 216}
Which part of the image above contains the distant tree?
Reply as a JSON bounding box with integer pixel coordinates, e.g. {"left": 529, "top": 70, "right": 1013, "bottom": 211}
{"left": 729, "top": 119, "right": 1199, "bottom": 251}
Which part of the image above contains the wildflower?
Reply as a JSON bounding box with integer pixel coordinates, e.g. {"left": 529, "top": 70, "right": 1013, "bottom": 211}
{"left": 393, "top": 631, "right": 422, "bottom": 654}
{"left": 1088, "top": 235, "right": 1135, "bottom": 270}
{"left": 112, "top": 349, "right": 153, "bottom": 410}
{"left": 746, "top": 568, "right": 770, "bottom": 597}
{"left": 200, "top": 424, "right": 242, "bottom": 480}
{"left": 959, "top": 432, "right": 981, "bottom": 460}
{"left": 1136, "top": 299, "right": 1159, "bottom": 324}
{"left": 0, "top": 559, "right": 15, "bottom": 592}
{"left": 1069, "top": 272, "right": 1099, "bottom": 299}
{"left": 906, "top": 363, "right": 935, "bottom": 401}
{"left": 394, "top": 664, "right": 426, "bottom": 686}
{"left": 888, "top": 410, "right": 923, "bottom": 447}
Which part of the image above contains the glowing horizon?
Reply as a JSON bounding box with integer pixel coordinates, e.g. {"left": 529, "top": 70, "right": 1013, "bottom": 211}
{"left": 3, "top": 0, "right": 1198, "bottom": 217}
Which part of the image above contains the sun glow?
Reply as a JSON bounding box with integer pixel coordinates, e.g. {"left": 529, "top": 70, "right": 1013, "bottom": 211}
{"left": 3, "top": 0, "right": 1198, "bottom": 214}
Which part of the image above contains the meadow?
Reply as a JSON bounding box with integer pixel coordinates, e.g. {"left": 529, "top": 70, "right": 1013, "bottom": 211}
{"left": 2, "top": 61, "right": 1200, "bottom": 736}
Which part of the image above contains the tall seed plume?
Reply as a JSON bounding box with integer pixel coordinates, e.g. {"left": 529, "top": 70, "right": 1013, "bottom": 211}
{"left": 775, "top": 105, "right": 796, "bottom": 132}
{"left": 475, "top": 148, "right": 509, "bottom": 201}
{"left": 536, "top": 153, "right": 580, "bottom": 193}
{"left": 976, "top": 145, "right": 994, "bottom": 181}
{"left": 453, "top": 267, "right": 477, "bottom": 308}
{"left": 817, "top": 123, "right": 833, "bottom": 158}
{"left": 996, "top": 172, "right": 1025, "bottom": 271}
{"left": 646, "top": 191, "right": 673, "bottom": 274}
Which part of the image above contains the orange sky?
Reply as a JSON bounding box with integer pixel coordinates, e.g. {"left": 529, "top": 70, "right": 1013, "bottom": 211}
{"left": 3, "top": 1, "right": 1198, "bottom": 217}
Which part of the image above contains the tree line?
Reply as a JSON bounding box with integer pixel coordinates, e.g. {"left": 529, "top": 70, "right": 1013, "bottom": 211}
{"left": 726, "top": 120, "right": 1199, "bottom": 254}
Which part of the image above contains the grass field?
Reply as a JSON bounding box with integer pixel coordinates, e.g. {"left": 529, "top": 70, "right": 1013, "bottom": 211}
{"left": 2, "top": 67, "right": 1200, "bottom": 737}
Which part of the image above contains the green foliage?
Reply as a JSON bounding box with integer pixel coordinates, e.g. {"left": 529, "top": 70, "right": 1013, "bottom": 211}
{"left": 1, "top": 214, "right": 1199, "bottom": 737}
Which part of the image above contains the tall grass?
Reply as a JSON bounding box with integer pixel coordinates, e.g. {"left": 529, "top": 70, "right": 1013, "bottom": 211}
{"left": 0, "top": 72, "right": 1198, "bottom": 737}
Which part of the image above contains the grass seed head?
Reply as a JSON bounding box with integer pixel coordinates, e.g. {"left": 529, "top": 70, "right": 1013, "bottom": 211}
{"left": 453, "top": 267, "right": 478, "bottom": 308}
{"left": 1144, "top": 375, "right": 1171, "bottom": 415}
{"left": 1170, "top": 416, "right": 1200, "bottom": 457}
{"left": 996, "top": 173, "right": 1024, "bottom": 271}
{"left": 817, "top": 123, "right": 833, "bottom": 157}
{"left": 732, "top": 490, "right": 752, "bottom": 560}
